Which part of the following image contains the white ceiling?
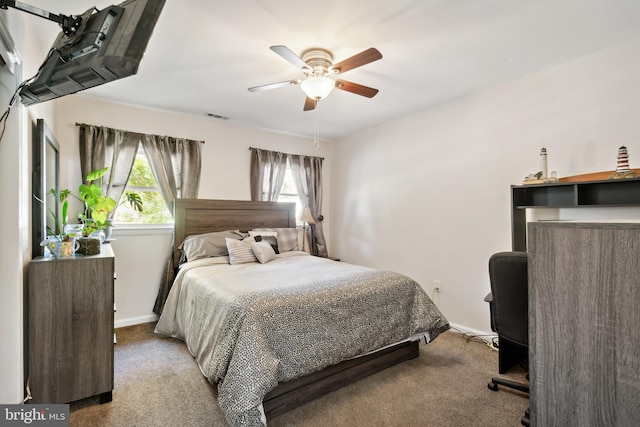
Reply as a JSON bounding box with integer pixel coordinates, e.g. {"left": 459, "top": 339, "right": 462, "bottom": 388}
{"left": 23, "top": 0, "right": 640, "bottom": 140}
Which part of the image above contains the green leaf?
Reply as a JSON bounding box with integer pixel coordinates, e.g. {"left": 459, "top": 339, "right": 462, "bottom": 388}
{"left": 60, "top": 200, "right": 68, "bottom": 232}
{"left": 124, "top": 192, "right": 144, "bottom": 212}
{"left": 86, "top": 167, "right": 108, "bottom": 182}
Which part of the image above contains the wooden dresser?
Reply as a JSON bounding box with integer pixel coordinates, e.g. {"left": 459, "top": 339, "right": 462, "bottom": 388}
{"left": 28, "top": 244, "right": 115, "bottom": 404}
{"left": 528, "top": 221, "right": 640, "bottom": 426}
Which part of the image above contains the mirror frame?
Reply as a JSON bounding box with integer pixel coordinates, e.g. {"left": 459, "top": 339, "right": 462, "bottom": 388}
{"left": 31, "top": 118, "right": 60, "bottom": 258}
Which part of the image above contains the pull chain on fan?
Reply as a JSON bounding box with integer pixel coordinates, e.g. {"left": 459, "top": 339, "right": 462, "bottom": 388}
{"left": 313, "top": 101, "right": 320, "bottom": 150}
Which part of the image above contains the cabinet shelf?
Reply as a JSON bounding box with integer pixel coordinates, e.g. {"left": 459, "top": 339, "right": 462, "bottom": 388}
{"left": 511, "top": 177, "right": 640, "bottom": 250}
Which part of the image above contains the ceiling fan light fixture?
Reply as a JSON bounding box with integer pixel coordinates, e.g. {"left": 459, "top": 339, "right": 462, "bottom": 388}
{"left": 301, "top": 76, "right": 334, "bottom": 100}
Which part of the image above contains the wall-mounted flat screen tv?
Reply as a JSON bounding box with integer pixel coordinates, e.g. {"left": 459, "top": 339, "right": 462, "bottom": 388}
{"left": 20, "top": 0, "right": 165, "bottom": 106}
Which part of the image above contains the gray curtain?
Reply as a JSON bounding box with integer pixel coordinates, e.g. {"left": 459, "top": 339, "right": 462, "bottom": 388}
{"left": 141, "top": 135, "right": 201, "bottom": 211}
{"left": 250, "top": 147, "right": 287, "bottom": 201}
{"left": 143, "top": 135, "right": 202, "bottom": 315}
{"left": 250, "top": 147, "right": 328, "bottom": 257}
{"left": 290, "top": 154, "right": 328, "bottom": 257}
{"left": 78, "top": 124, "right": 139, "bottom": 205}
{"left": 78, "top": 123, "right": 202, "bottom": 315}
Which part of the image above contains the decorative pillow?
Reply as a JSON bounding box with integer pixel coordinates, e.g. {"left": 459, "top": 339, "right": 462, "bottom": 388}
{"left": 226, "top": 237, "right": 258, "bottom": 265}
{"left": 248, "top": 231, "right": 279, "bottom": 254}
{"left": 179, "top": 230, "right": 246, "bottom": 262}
{"left": 251, "top": 228, "right": 299, "bottom": 252}
{"left": 251, "top": 240, "right": 276, "bottom": 264}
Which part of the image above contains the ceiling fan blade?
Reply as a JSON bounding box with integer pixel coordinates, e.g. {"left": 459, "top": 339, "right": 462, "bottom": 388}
{"left": 248, "top": 79, "right": 300, "bottom": 92}
{"left": 270, "top": 45, "right": 311, "bottom": 71}
{"left": 330, "top": 48, "right": 382, "bottom": 74}
{"left": 335, "top": 79, "right": 379, "bottom": 98}
{"left": 303, "top": 97, "right": 316, "bottom": 111}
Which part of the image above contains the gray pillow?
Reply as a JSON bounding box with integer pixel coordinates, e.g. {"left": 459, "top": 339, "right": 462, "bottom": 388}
{"left": 179, "top": 230, "right": 246, "bottom": 262}
{"left": 251, "top": 228, "right": 299, "bottom": 252}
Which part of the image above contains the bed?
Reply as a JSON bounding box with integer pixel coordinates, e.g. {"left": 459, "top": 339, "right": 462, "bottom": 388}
{"left": 155, "top": 199, "right": 449, "bottom": 426}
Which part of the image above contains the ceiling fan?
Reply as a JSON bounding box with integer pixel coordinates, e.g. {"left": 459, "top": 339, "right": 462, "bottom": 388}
{"left": 248, "top": 45, "right": 382, "bottom": 111}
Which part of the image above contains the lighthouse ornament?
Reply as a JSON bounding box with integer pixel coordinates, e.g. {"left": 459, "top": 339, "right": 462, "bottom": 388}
{"left": 611, "top": 146, "right": 636, "bottom": 179}
{"left": 539, "top": 148, "right": 548, "bottom": 179}
{"left": 523, "top": 147, "right": 558, "bottom": 184}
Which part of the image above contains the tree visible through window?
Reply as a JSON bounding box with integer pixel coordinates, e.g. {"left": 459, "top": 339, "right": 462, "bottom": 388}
{"left": 112, "top": 146, "right": 173, "bottom": 224}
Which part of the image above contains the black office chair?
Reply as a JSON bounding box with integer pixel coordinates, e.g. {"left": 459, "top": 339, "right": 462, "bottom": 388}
{"left": 485, "top": 252, "right": 530, "bottom": 425}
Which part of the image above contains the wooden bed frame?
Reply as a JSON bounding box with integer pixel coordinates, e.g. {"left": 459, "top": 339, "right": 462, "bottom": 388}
{"left": 174, "top": 198, "right": 298, "bottom": 265}
{"left": 173, "top": 198, "right": 420, "bottom": 419}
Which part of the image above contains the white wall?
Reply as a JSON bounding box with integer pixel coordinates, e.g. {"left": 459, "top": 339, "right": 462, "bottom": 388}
{"left": 0, "top": 8, "right": 57, "bottom": 404}
{"left": 0, "top": 12, "right": 25, "bottom": 405}
{"left": 49, "top": 95, "right": 333, "bottom": 327}
{"left": 331, "top": 37, "right": 640, "bottom": 335}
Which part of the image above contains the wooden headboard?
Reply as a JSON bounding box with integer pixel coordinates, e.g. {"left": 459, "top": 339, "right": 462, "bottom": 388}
{"left": 173, "top": 199, "right": 296, "bottom": 264}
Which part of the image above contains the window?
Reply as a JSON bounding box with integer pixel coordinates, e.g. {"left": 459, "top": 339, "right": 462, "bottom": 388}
{"left": 112, "top": 146, "right": 173, "bottom": 224}
{"left": 263, "top": 159, "right": 305, "bottom": 223}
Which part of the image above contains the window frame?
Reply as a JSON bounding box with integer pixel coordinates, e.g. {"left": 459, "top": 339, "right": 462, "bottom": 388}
{"left": 111, "top": 145, "right": 173, "bottom": 226}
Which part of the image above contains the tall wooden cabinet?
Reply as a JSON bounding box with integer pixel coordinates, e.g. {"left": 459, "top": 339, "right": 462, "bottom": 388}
{"left": 28, "top": 244, "right": 115, "bottom": 404}
{"left": 528, "top": 222, "right": 640, "bottom": 426}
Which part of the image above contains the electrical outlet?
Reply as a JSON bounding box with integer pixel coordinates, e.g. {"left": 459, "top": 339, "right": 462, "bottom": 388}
{"left": 434, "top": 280, "right": 441, "bottom": 293}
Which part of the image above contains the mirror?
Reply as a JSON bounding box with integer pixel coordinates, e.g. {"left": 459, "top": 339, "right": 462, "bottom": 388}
{"left": 32, "top": 118, "right": 60, "bottom": 258}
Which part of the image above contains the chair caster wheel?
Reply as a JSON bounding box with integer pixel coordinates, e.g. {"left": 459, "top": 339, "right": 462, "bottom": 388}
{"left": 488, "top": 382, "right": 498, "bottom": 391}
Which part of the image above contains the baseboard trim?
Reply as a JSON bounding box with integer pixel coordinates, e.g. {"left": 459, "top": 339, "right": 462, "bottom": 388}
{"left": 115, "top": 314, "right": 159, "bottom": 329}
{"left": 448, "top": 322, "right": 495, "bottom": 344}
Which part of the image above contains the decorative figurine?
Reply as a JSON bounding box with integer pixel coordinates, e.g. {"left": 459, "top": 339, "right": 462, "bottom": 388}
{"left": 610, "top": 146, "right": 636, "bottom": 179}
{"left": 523, "top": 147, "right": 558, "bottom": 184}
{"left": 539, "top": 147, "right": 548, "bottom": 179}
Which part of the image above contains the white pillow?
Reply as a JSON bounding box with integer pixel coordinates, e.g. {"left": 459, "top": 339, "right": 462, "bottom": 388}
{"left": 248, "top": 230, "right": 279, "bottom": 253}
{"left": 251, "top": 241, "right": 276, "bottom": 264}
{"left": 225, "top": 237, "right": 257, "bottom": 265}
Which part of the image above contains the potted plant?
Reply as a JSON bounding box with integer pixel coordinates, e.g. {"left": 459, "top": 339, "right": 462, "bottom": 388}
{"left": 37, "top": 167, "right": 143, "bottom": 256}
{"left": 75, "top": 167, "right": 143, "bottom": 254}
{"left": 35, "top": 189, "right": 80, "bottom": 257}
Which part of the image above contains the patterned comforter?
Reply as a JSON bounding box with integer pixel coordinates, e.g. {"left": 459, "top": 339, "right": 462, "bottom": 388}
{"left": 155, "top": 252, "right": 449, "bottom": 426}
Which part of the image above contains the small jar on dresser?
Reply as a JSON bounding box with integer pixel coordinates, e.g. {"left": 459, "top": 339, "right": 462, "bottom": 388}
{"left": 28, "top": 244, "right": 115, "bottom": 404}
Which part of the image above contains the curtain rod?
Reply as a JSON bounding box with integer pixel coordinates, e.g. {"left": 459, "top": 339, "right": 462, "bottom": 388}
{"left": 249, "top": 146, "right": 324, "bottom": 160}
{"left": 75, "top": 122, "right": 205, "bottom": 144}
